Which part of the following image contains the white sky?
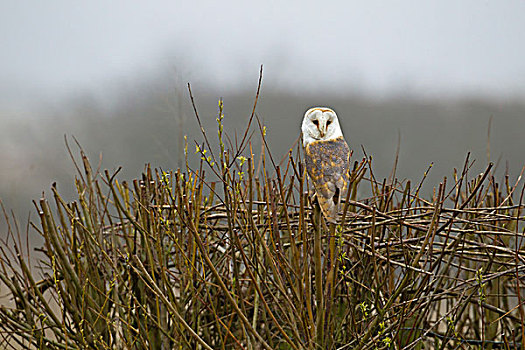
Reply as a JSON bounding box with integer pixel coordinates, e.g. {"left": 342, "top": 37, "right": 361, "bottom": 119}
{"left": 1, "top": 1, "right": 525, "bottom": 111}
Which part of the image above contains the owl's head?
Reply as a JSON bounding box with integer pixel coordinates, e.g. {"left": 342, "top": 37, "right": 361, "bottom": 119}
{"left": 302, "top": 107, "right": 343, "bottom": 146}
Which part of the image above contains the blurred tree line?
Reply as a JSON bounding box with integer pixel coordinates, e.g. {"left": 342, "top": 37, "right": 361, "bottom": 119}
{"left": 1, "top": 74, "right": 525, "bottom": 235}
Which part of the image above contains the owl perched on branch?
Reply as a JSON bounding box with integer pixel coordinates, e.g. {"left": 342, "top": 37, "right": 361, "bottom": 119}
{"left": 302, "top": 107, "right": 351, "bottom": 223}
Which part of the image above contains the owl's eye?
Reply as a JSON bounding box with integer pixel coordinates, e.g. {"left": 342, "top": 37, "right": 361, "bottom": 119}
{"left": 312, "top": 119, "right": 319, "bottom": 126}
{"left": 326, "top": 120, "right": 332, "bottom": 126}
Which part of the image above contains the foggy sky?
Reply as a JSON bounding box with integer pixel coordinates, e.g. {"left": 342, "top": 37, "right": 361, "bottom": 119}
{"left": 1, "top": 1, "right": 525, "bottom": 112}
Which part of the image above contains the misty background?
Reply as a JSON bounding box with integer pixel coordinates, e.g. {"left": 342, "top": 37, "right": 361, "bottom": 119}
{"left": 1, "top": 1, "right": 525, "bottom": 232}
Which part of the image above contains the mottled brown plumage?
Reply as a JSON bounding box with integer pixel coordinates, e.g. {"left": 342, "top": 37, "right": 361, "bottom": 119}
{"left": 305, "top": 136, "right": 350, "bottom": 223}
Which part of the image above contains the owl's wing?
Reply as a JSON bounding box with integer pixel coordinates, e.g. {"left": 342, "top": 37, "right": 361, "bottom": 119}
{"left": 305, "top": 136, "right": 350, "bottom": 223}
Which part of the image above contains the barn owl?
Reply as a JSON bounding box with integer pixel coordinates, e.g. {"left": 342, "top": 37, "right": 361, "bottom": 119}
{"left": 302, "top": 107, "right": 351, "bottom": 223}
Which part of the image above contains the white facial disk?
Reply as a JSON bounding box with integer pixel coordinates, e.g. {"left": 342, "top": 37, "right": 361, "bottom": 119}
{"left": 301, "top": 107, "right": 343, "bottom": 146}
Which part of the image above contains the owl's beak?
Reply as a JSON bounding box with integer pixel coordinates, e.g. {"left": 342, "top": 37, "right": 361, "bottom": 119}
{"left": 318, "top": 122, "right": 326, "bottom": 137}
